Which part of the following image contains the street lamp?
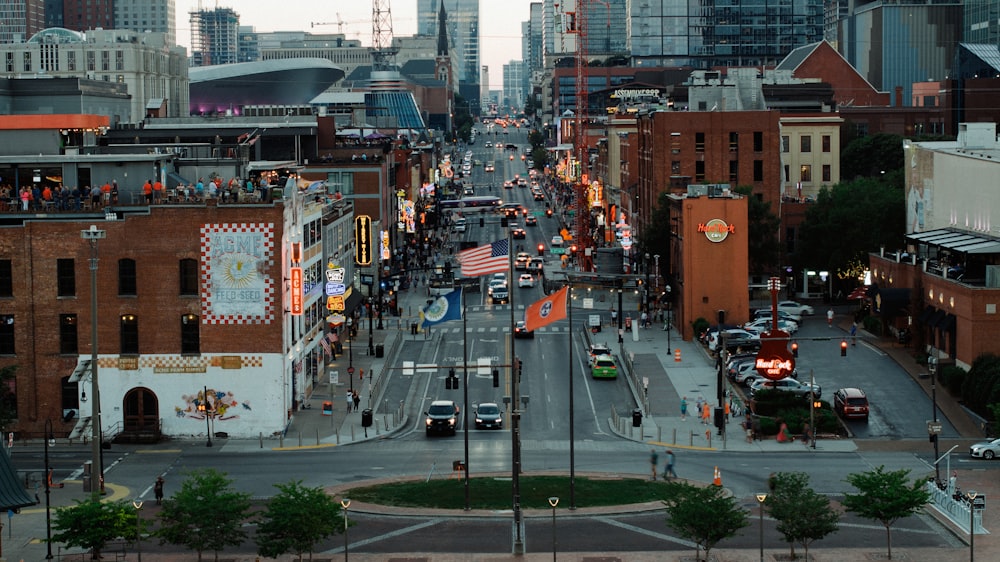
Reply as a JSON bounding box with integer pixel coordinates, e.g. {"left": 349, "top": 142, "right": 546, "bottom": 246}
{"left": 548, "top": 496, "right": 559, "bottom": 561}
{"left": 340, "top": 498, "right": 351, "bottom": 562}
{"left": 755, "top": 493, "right": 768, "bottom": 562}
{"left": 929, "top": 355, "right": 940, "bottom": 482}
{"left": 346, "top": 317, "right": 353, "bottom": 371}
{"left": 80, "top": 225, "right": 105, "bottom": 497}
{"left": 200, "top": 386, "right": 212, "bottom": 447}
{"left": 968, "top": 491, "right": 977, "bottom": 562}
{"left": 43, "top": 419, "right": 54, "bottom": 559}
{"left": 132, "top": 499, "right": 143, "bottom": 562}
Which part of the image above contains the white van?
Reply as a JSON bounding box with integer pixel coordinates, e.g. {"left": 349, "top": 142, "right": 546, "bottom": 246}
{"left": 453, "top": 218, "right": 467, "bottom": 232}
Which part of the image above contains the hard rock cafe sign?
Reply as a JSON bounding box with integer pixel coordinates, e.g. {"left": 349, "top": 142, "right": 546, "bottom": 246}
{"left": 698, "top": 219, "right": 735, "bottom": 243}
{"left": 755, "top": 330, "right": 796, "bottom": 380}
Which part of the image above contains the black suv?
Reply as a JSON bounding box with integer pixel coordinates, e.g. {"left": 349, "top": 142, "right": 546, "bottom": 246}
{"left": 425, "top": 400, "right": 459, "bottom": 436}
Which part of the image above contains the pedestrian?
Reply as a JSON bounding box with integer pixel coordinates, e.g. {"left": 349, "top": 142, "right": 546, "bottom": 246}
{"left": 640, "top": 310, "right": 649, "bottom": 329}
{"left": 827, "top": 308, "right": 834, "bottom": 327}
{"left": 649, "top": 449, "right": 659, "bottom": 480}
{"left": 353, "top": 390, "right": 361, "bottom": 412}
{"left": 801, "top": 422, "right": 812, "bottom": 444}
{"left": 154, "top": 476, "right": 164, "bottom": 505}
{"left": 701, "top": 401, "right": 711, "bottom": 425}
{"left": 346, "top": 390, "right": 353, "bottom": 413}
{"left": 724, "top": 400, "right": 731, "bottom": 422}
{"left": 663, "top": 449, "right": 677, "bottom": 480}
{"left": 777, "top": 421, "right": 791, "bottom": 443}
{"left": 610, "top": 307, "right": 617, "bottom": 326}
{"left": 679, "top": 396, "right": 688, "bottom": 421}
{"left": 850, "top": 321, "right": 858, "bottom": 345}
{"left": 743, "top": 415, "right": 754, "bottom": 443}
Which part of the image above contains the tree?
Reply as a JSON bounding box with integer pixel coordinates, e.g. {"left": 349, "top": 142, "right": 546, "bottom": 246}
{"left": 256, "top": 480, "right": 346, "bottom": 561}
{"left": 794, "top": 178, "right": 905, "bottom": 279}
{"left": 734, "top": 186, "right": 782, "bottom": 275}
{"left": 843, "top": 466, "right": 930, "bottom": 560}
{"left": 662, "top": 481, "right": 749, "bottom": 561}
{"left": 840, "top": 133, "right": 905, "bottom": 181}
{"left": 52, "top": 496, "right": 138, "bottom": 560}
{"left": 765, "top": 472, "right": 839, "bottom": 559}
{"left": 156, "top": 468, "right": 253, "bottom": 562}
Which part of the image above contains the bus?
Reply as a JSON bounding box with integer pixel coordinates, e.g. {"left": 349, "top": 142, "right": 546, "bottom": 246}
{"left": 439, "top": 196, "right": 503, "bottom": 212}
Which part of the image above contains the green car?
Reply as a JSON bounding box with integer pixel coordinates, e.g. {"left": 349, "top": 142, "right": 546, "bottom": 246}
{"left": 591, "top": 354, "right": 617, "bottom": 379}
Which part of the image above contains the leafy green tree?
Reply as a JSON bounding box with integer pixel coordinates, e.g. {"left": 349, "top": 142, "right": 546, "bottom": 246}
{"left": 256, "top": 480, "right": 346, "bottom": 561}
{"left": 52, "top": 496, "right": 138, "bottom": 560}
{"left": 662, "top": 481, "right": 749, "bottom": 561}
{"left": 843, "top": 466, "right": 930, "bottom": 560}
{"left": 765, "top": 472, "right": 839, "bottom": 559}
{"left": 156, "top": 469, "right": 252, "bottom": 562}
{"left": 840, "top": 133, "right": 905, "bottom": 181}
{"left": 794, "top": 178, "right": 905, "bottom": 279}
{"left": 734, "top": 186, "right": 782, "bottom": 275}
{"left": 960, "top": 353, "right": 1000, "bottom": 418}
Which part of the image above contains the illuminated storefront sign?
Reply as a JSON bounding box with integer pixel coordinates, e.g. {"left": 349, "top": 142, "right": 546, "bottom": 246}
{"left": 354, "top": 215, "right": 372, "bottom": 265}
{"left": 698, "top": 219, "right": 735, "bottom": 243}
{"left": 290, "top": 267, "right": 303, "bottom": 315}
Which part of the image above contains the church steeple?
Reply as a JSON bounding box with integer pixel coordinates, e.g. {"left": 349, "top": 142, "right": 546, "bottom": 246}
{"left": 436, "top": 1, "right": 448, "bottom": 57}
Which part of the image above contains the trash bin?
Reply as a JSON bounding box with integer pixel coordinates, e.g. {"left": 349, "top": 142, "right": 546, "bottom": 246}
{"left": 375, "top": 344, "right": 384, "bottom": 358}
{"left": 361, "top": 408, "right": 373, "bottom": 427}
{"left": 321, "top": 401, "right": 333, "bottom": 416}
{"left": 82, "top": 461, "right": 92, "bottom": 492}
{"left": 632, "top": 409, "right": 643, "bottom": 427}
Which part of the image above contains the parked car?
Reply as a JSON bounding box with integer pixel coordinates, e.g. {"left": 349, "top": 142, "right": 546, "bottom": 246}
{"left": 514, "top": 320, "right": 534, "bottom": 338}
{"left": 752, "top": 309, "right": 802, "bottom": 325}
{"left": 707, "top": 329, "right": 758, "bottom": 352}
{"left": 590, "top": 354, "right": 617, "bottom": 378}
{"left": 425, "top": 400, "right": 460, "bottom": 436}
{"left": 743, "top": 317, "right": 799, "bottom": 335}
{"left": 970, "top": 437, "right": 1000, "bottom": 460}
{"left": 728, "top": 359, "right": 762, "bottom": 386}
{"left": 474, "top": 403, "right": 503, "bottom": 429}
{"left": 749, "top": 377, "right": 821, "bottom": 399}
{"left": 833, "top": 387, "right": 870, "bottom": 421}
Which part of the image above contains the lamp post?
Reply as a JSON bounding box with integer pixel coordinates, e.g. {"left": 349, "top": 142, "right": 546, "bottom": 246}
{"left": 132, "top": 499, "right": 143, "bottom": 562}
{"left": 755, "top": 493, "right": 768, "bottom": 562}
{"left": 929, "top": 355, "right": 940, "bottom": 482}
{"left": 43, "top": 419, "right": 54, "bottom": 559}
{"left": 200, "top": 386, "right": 212, "bottom": 447}
{"left": 968, "top": 491, "right": 978, "bottom": 562}
{"left": 644, "top": 252, "right": 651, "bottom": 319}
{"left": 340, "top": 498, "right": 351, "bottom": 562}
{"left": 548, "top": 496, "right": 559, "bottom": 561}
{"left": 346, "top": 317, "right": 353, "bottom": 371}
{"left": 81, "top": 225, "right": 105, "bottom": 497}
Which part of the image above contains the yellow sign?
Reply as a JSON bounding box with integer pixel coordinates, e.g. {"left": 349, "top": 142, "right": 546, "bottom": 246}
{"left": 355, "top": 215, "right": 372, "bottom": 266}
{"left": 327, "top": 295, "right": 346, "bottom": 311}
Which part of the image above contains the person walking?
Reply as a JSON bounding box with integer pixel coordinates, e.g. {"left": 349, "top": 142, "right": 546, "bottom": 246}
{"left": 352, "top": 390, "right": 361, "bottom": 412}
{"left": 663, "top": 449, "right": 678, "bottom": 480}
{"left": 649, "top": 449, "right": 659, "bottom": 480}
{"left": 154, "top": 476, "right": 165, "bottom": 505}
{"left": 850, "top": 321, "right": 858, "bottom": 345}
{"left": 345, "top": 390, "right": 353, "bottom": 413}
{"left": 827, "top": 308, "right": 834, "bottom": 327}
{"left": 679, "top": 396, "right": 688, "bottom": 421}
{"left": 701, "top": 401, "right": 711, "bottom": 425}
{"left": 743, "top": 414, "right": 754, "bottom": 443}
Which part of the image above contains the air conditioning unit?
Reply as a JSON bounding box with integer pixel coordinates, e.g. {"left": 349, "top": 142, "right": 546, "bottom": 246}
{"left": 687, "top": 185, "right": 707, "bottom": 197}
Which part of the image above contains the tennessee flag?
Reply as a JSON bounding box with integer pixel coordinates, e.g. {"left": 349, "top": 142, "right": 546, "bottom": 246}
{"left": 524, "top": 286, "right": 568, "bottom": 332}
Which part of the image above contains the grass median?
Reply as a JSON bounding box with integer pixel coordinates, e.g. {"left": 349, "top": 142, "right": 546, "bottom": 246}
{"left": 346, "top": 475, "right": 672, "bottom": 510}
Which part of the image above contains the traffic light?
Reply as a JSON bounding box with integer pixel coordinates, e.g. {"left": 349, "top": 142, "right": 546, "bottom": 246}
{"left": 791, "top": 341, "right": 798, "bottom": 357}
{"left": 546, "top": 208, "right": 553, "bottom": 218}
{"left": 492, "top": 368, "right": 500, "bottom": 388}
{"left": 449, "top": 368, "right": 458, "bottom": 390}
{"left": 445, "top": 375, "right": 453, "bottom": 389}
{"left": 840, "top": 340, "right": 848, "bottom": 356}
{"left": 537, "top": 243, "right": 545, "bottom": 256}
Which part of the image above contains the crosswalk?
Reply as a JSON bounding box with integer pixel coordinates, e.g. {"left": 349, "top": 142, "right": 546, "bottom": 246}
{"left": 430, "top": 325, "right": 569, "bottom": 334}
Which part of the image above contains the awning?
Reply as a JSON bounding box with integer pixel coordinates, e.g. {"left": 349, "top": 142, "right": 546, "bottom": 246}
{"left": 942, "top": 314, "right": 957, "bottom": 332}
{"left": 0, "top": 449, "right": 37, "bottom": 511}
{"left": 874, "top": 287, "right": 912, "bottom": 317}
{"left": 928, "top": 309, "right": 947, "bottom": 328}
{"left": 343, "top": 287, "right": 364, "bottom": 315}
{"left": 246, "top": 161, "right": 302, "bottom": 173}
{"left": 906, "top": 229, "right": 1000, "bottom": 254}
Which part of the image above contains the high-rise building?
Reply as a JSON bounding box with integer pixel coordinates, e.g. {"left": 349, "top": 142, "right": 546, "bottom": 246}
{"left": 963, "top": 0, "right": 1000, "bottom": 45}
{"left": 114, "top": 0, "right": 176, "bottom": 47}
{"left": 1, "top": 0, "right": 45, "bottom": 43}
{"left": 503, "top": 60, "right": 526, "bottom": 110}
{"left": 58, "top": 0, "right": 112, "bottom": 34}
{"left": 189, "top": 6, "right": 240, "bottom": 66}
{"left": 418, "top": 0, "right": 479, "bottom": 112}
{"left": 526, "top": 2, "right": 543, "bottom": 72}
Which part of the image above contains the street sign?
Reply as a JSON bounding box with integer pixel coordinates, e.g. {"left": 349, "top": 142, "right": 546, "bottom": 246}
{"left": 927, "top": 421, "right": 943, "bottom": 434}
{"left": 551, "top": 248, "right": 566, "bottom": 255}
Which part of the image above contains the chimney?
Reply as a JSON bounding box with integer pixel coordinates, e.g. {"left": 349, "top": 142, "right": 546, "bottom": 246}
{"left": 895, "top": 86, "right": 903, "bottom": 107}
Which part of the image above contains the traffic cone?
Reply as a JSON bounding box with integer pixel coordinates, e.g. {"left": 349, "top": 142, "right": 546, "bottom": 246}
{"left": 713, "top": 466, "right": 722, "bottom": 487}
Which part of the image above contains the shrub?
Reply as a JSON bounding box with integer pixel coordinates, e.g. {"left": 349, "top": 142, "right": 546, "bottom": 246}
{"left": 939, "top": 365, "right": 966, "bottom": 396}
{"left": 862, "top": 316, "right": 882, "bottom": 336}
{"left": 692, "top": 317, "right": 709, "bottom": 340}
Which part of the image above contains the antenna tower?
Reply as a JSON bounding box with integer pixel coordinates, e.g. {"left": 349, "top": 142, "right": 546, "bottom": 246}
{"left": 371, "top": 0, "right": 399, "bottom": 71}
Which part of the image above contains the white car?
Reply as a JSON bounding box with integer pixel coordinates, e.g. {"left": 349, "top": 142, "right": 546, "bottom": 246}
{"left": 707, "top": 329, "right": 759, "bottom": 352}
{"left": 551, "top": 235, "right": 564, "bottom": 247}
{"left": 518, "top": 273, "right": 535, "bottom": 288}
{"left": 777, "top": 301, "right": 815, "bottom": 318}
{"left": 743, "top": 317, "right": 798, "bottom": 335}
{"left": 749, "top": 377, "right": 821, "bottom": 399}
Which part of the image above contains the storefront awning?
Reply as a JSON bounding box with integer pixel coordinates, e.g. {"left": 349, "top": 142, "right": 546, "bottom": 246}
{"left": 942, "top": 313, "right": 957, "bottom": 332}
{"left": 874, "top": 287, "right": 912, "bottom": 317}
{"left": 907, "top": 229, "right": 1000, "bottom": 254}
{"left": 928, "top": 309, "right": 947, "bottom": 328}
{"left": 918, "top": 305, "right": 935, "bottom": 323}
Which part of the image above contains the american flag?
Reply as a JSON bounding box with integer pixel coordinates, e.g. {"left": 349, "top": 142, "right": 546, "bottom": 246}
{"left": 318, "top": 337, "right": 332, "bottom": 357}
{"left": 457, "top": 239, "right": 509, "bottom": 277}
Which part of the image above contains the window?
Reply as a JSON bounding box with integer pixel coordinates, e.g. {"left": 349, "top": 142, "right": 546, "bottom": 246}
{"left": 784, "top": 165, "right": 790, "bottom": 183}
{"left": 695, "top": 161, "right": 705, "bottom": 182}
{"left": 101, "top": 51, "right": 110, "bottom": 71}
{"left": 115, "top": 50, "right": 124, "bottom": 71}
{"left": 60, "top": 314, "right": 78, "bottom": 355}
{"left": 671, "top": 161, "right": 681, "bottom": 174}
{"left": 118, "top": 258, "right": 137, "bottom": 296}
{"left": 22, "top": 52, "right": 30, "bottom": 72}
{"left": 753, "top": 131, "right": 763, "bottom": 152}
{"left": 781, "top": 136, "right": 789, "bottom": 152}
{"left": 0, "top": 315, "right": 12, "bottom": 354}
{"left": 822, "top": 135, "right": 831, "bottom": 152}
{"left": 786, "top": 227, "right": 796, "bottom": 253}
{"left": 800, "top": 136, "right": 811, "bottom": 152}
{"left": 0, "top": 260, "right": 11, "bottom": 297}
{"left": 729, "top": 160, "right": 738, "bottom": 182}
{"left": 729, "top": 132, "right": 738, "bottom": 152}
{"left": 800, "top": 165, "right": 812, "bottom": 182}
{"left": 57, "top": 259, "right": 76, "bottom": 297}
{"left": 753, "top": 160, "right": 764, "bottom": 181}
{"left": 181, "top": 314, "right": 200, "bottom": 355}
{"left": 67, "top": 51, "right": 76, "bottom": 71}
{"left": 695, "top": 132, "right": 705, "bottom": 153}
{"left": 86, "top": 51, "right": 96, "bottom": 71}
{"left": 822, "top": 164, "right": 831, "bottom": 182}
{"left": 179, "top": 259, "right": 198, "bottom": 296}
{"left": 120, "top": 315, "right": 139, "bottom": 355}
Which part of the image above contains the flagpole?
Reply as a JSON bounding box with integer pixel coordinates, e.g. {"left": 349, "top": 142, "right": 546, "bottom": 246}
{"left": 568, "top": 283, "right": 576, "bottom": 509}
{"left": 509, "top": 228, "right": 523, "bottom": 554}
{"left": 462, "top": 287, "right": 470, "bottom": 511}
